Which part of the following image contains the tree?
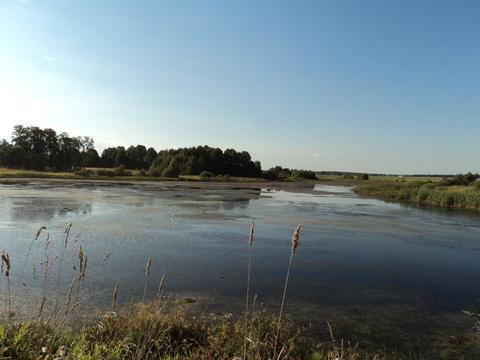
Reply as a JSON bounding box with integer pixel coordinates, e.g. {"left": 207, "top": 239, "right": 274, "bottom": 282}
{"left": 145, "top": 147, "right": 157, "bottom": 169}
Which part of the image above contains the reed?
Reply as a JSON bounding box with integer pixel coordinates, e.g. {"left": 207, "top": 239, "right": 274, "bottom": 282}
{"left": 143, "top": 256, "right": 152, "bottom": 303}
{"left": 244, "top": 221, "right": 255, "bottom": 359}
{"left": 273, "top": 224, "right": 301, "bottom": 359}
{"left": 112, "top": 283, "right": 118, "bottom": 311}
{"left": 56, "top": 223, "right": 73, "bottom": 284}
{"left": 1, "top": 252, "right": 11, "bottom": 323}
{"left": 16, "top": 225, "right": 46, "bottom": 302}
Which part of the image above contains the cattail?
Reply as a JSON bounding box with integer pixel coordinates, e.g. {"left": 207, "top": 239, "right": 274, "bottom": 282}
{"left": 129, "top": 297, "right": 134, "bottom": 316}
{"left": 78, "top": 246, "right": 84, "bottom": 276}
{"left": 38, "top": 296, "right": 46, "bottom": 319}
{"left": 101, "top": 250, "right": 112, "bottom": 266}
{"left": 156, "top": 274, "right": 166, "bottom": 298}
{"left": 145, "top": 256, "right": 152, "bottom": 276}
{"left": 143, "top": 256, "right": 152, "bottom": 302}
{"left": 244, "top": 221, "right": 255, "bottom": 359}
{"left": 35, "top": 226, "right": 47, "bottom": 240}
{"left": 112, "top": 283, "right": 118, "bottom": 311}
{"left": 2, "top": 252, "right": 12, "bottom": 323}
{"left": 248, "top": 221, "right": 255, "bottom": 247}
{"left": 64, "top": 223, "right": 72, "bottom": 249}
{"left": 44, "top": 233, "right": 50, "bottom": 251}
{"left": 2, "top": 253, "right": 11, "bottom": 277}
{"left": 273, "top": 224, "right": 302, "bottom": 359}
{"left": 80, "top": 255, "right": 87, "bottom": 281}
{"left": 291, "top": 225, "right": 301, "bottom": 253}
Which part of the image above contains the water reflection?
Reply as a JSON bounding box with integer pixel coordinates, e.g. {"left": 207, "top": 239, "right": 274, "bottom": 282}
{"left": 10, "top": 197, "right": 93, "bottom": 221}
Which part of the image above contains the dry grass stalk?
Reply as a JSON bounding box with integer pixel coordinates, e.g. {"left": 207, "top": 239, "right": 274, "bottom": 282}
{"left": 60, "top": 278, "right": 76, "bottom": 326}
{"left": 244, "top": 221, "right": 255, "bottom": 359}
{"left": 112, "top": 283, "right": 119, "bottom": 311}
{"left": 2, "top": 252, "right": 12, "bottom": 323}
{"left": 57, "top": 223, "right": 73, "bottom": 283}
{"left": 156, "top": 274, "right": 166, "bottom": 298}
{"left": 273, "top": 224, "right": 301, "bottom": 359}
{"left": 16, "top": 226, "right": 46, "bottom": 302}
{"left": 38, "top": 296, "right": 46, "bottom": 319}
{"left": 143, "top": 256, "right": 152, "bottom": 303}
{"left": 74, "top": 245, "right": 88, "bottom": 302}
{"left": 101, "top": 250, "right": 112, "bottom": 266}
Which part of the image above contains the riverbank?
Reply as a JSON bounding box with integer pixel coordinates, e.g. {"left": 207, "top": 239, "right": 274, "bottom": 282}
{"left": 353, "top": 180, "right": 480, "bottom": 212}
{"left": 0, "top": 301, "right": 427, "bottom": 360}
{"left": 313, "top": 175, "right": 480, "bottom": 213}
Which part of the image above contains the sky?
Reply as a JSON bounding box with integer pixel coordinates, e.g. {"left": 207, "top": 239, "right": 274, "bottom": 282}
{"left": 0, "top": 0, "right": 479, "bottom": 174}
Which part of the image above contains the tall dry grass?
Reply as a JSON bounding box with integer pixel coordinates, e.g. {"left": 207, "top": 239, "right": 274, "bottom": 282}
{"left": 274, "top": 224, "right": 301, "bottom": 358}
{"left": 244, "top": 221, "right": 255, "bottom": 359}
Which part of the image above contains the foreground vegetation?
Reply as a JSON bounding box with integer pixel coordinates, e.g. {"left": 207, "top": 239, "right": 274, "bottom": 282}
{"left": 1, "top": 300, "right": 423, "bottom": 360}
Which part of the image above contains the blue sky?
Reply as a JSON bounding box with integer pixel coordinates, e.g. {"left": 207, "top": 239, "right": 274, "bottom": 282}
{"left": 0, "top": 0, "right": 479, "bottom": 174}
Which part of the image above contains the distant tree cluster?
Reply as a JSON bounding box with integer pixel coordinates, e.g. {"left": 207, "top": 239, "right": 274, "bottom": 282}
{"left": 0, "top": 125, "right": 99, "bottom": 170}
{"left": 0, "top": 125, "right": 322, "bottom": 181}
{"left": 100, "top": 146, "right": 157, "bottom": 169}
{"left": 264, "top": 166, "right": 317, "bottom": 180}
{"left": 148, "top": 146, "right": 262, "bottom": 178}
{"left": 440, "top": 173, "right": 479, "bottom": 186}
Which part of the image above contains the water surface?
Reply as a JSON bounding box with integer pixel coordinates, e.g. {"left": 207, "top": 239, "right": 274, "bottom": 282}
{"left": 0, "top": 180, "right": 479, "bottom": 357}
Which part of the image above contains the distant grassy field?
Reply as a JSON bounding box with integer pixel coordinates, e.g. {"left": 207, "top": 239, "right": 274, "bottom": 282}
{"left": 0, "top": 167, "right": 308, "bottom": 184}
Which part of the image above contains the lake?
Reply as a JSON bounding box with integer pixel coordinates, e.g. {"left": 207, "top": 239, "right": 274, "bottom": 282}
{"left": 1, "top": 180, "right": 480, "bottom": 357}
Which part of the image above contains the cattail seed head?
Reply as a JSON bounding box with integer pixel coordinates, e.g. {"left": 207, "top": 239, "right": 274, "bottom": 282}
{"left": 145, "top": 256, "right": 152, "bottom": 276}
{"left": 2, "top": 253, "right": 10, "bottom": 277}
{"left": 248, "top": 222, "right": 255, "bottom": 247}
{"left": 112, "top": 283, "right": 118, "bottom": 311}
{"left": 291, "top": 225, "right": 301, "bottom": 253}
{"left": 35, "top": 226, "right": 47, "bottom": 241}
{"left": 64, "top": 223, "right": 72, "bottom": 249}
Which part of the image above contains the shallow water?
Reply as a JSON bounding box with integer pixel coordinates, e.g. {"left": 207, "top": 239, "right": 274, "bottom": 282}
{"left": 1, "top": 180, "right": 480, "bottom": 356}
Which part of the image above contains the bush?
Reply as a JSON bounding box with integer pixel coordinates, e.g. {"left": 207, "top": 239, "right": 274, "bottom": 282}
{"left": 199, "top": 171, "right": 214, "bottom": 180}
{"left": 74, "top": 168, "right": 93, "bottom": 177}
{"left": 475, "top": 180, "right": 480, "bottom": 191}
{"left": 357, "top": 174, "right": 369, "bottom": 181}
{"left": 114, "top": 165, "right": 131, "bottom": 176}
{"left": 95, "top": 169, "right": 115, "bottom": 177}
{"left": 139, "top": 169, "right": 147, "bottom": 176}
{"left": 148, "top": 168, "right": 162, "bottom": 177}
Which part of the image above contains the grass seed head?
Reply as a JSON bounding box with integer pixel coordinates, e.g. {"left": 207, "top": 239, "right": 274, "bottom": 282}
{"left": 291, "top": 225, "right": 301, "bottom": 253}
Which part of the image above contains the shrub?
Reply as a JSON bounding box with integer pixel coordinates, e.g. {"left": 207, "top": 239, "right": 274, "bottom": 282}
{"left": 475, "top": 180, "right": 480, "bottom": 191}
{"left": 95, "top": 169, "right": 114, "bottom": 177}
{"left": 199, "top": 171, "right": 214, "bottom": 180}
{"left": 74, "top": 168, "right": 92, "bottom": 177}
{"left": 114, "top": 165, "right": 131, "bottom": 176}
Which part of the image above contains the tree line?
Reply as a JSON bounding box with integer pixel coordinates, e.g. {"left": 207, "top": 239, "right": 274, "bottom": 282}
{"left": 0, "top": 125, "right": 318, "bottom": 180}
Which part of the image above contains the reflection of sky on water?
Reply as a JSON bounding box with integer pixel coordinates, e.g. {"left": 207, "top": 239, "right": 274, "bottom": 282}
{"left": 1, "top": 181, "right": 480, "bottom": 355}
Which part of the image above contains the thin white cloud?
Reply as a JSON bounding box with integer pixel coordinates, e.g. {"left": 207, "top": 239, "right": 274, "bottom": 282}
{"left": 42, "top": 56, "right": 55, "bottom": 63}
{"left": 313, "top": 152, "right": 319, "bottom": 158}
